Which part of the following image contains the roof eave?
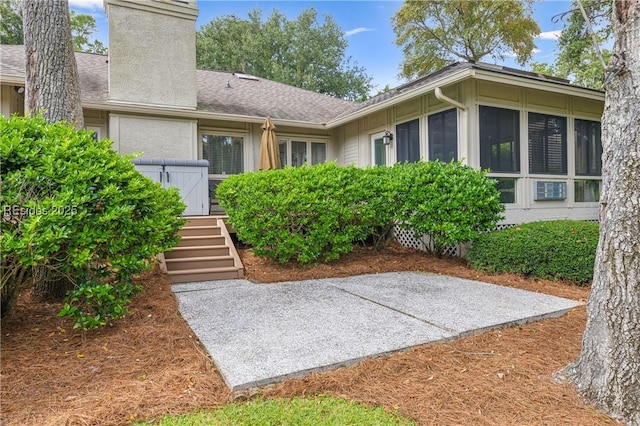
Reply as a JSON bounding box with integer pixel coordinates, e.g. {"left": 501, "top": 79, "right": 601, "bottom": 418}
{"left": 325, "top": 67, "right": 475, "bottom": 128}
{"left": 471, "top": 68, "right": 605, "bottom": 101}
{"left": 325, "top": 67, "right": 605, "bottom": 129}
{"left": 81, "top": 100, "right": 329, "bottom": 129}
{"left": 0, "top": 73, "right": 25, "bottom": 85}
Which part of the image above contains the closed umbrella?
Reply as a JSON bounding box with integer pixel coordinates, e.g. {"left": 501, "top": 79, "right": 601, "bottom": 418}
{"left": 258, "top": 117, "right": 281, "bottom": 170}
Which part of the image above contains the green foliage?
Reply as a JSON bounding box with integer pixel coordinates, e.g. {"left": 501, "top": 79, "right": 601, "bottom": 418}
{"left": 0, "top": 0, "right": 23, "bottom": 44}
{"left": 0, "top": 115, "right": 185, "bottom": 326}
{"left": 532, "top": 0, "right": 612, "bottom": 89}
{"left": 394, "top": 161, "right": 504, "bottom": 257}
{"left": 196, "top": 7, "right": 373, "bottom": 101}
{"left": 217, "top": 163, "right": 398, "bottom": 264}
{"left": 135, "top": 395, "right": 416, "bottom": 426}
{"left": 218, "top": 161, "right": 503, "bottom": 263}
{"left": 220, "top": 163, "right": 391, "bottom": 263}
{"left": 0, "top": 1, "right": 106, "bottom": 53}
{"left": 69, "top": 10, "right": 107, "bottom": 54}
{"left": 468, "top": 220, "right": 599, "bottom": 285}
{"left": 57, "top": 281, "right": 140, "bottom": 329}
{"left": 392, "top": 0, "right": 540, "bottom": 79}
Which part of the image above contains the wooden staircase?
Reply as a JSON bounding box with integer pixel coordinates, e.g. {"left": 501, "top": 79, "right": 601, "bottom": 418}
{"left": 163, "top": 216, "right": 244, "bottom": 283}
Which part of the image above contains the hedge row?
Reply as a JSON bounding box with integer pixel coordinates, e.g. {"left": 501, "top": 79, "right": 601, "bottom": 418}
{"left": 216, "top": 161, "right": 504, "bottom": 264}
{"left": 467, "top": 220, "right": 599, "bottom": 285}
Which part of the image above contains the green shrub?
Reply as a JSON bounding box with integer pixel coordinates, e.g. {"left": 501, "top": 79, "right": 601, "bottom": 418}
{"left": 394, "top": 160, "right": 504, "bottom": 256}
{"left": 0, "top": 115, "right": 186, "bottom": 327}
{"left": 216, "top": 162, "right": 397, "bottom": 264}
{"left": 467, "top": 220, "right": 599, "bottom": 285}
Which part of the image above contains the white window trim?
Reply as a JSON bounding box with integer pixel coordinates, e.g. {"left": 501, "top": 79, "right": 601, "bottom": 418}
{"left": 278, "top": 136, "right": 329, "bottom": 167}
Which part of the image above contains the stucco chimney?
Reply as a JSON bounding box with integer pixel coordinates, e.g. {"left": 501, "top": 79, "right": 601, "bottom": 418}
{"left": 105, "top": 0, "right": 198, "bottom": 108}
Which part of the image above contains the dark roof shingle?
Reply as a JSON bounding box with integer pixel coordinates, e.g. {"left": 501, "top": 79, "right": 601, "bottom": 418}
{"left": 0, "top": 45, "right": 355, "bottom": 124}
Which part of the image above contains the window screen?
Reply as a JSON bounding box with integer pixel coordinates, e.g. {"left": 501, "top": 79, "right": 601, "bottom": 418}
{"left": 428, "top": 109, "right": 457, "bottom": 162}
{"left": 479, "top": 106, "right": 520, "bottom": 172}
{"left": 575, "top": 119, "right": 602, "bottom": 176}
{"left": 396, "top": 118, "right": 420, "bottom": 163}
{"left": 528, "top": 113, "right": 567, "bottom": 174}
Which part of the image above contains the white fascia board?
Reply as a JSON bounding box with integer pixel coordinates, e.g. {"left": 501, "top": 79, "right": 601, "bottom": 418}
{"left": 325, "top": 68, "right": 475, "bottom": 129}
{"left": 0, "top": 74, "right": 25, "bottom": 85}
{"left": 81, "top": 101, "right": 328, "bottom": 130}
{"left": 471, "top": 69, "right": 605, "bottom": 102}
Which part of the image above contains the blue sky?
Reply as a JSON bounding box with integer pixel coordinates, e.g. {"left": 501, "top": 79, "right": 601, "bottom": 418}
{"left": 69, "top": 0, "right": 572, "bottom": 94}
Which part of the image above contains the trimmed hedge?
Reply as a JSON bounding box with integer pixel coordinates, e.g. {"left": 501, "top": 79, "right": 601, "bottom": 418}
{"left": 216, "top": 162, "right": 398, "bottom": 264}
{"left": 217, "top": 160, "right": 504, "bottom": 264}
{"left": 467, "top": 220, "right": 599, "bottom": 285}
{"left": 394, "top": 160, "right": 504, "bottom": 256}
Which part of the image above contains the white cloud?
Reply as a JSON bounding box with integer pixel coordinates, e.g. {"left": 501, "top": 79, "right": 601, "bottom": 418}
{"left": 68, "top": 0, "right": 104, "bottom": 10}
{"left": 344, "top": 27, "right": 374, "bottom": 37}
{"left": 532, "top": 48, "right": 542, "bottom": 55}
{"left": 537, "top": 30, "right": 561, "bottom": 40}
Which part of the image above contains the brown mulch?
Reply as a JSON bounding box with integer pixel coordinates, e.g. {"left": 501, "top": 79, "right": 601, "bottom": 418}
{"left": 1, "top": 242, "right": 619, "bottom": 426}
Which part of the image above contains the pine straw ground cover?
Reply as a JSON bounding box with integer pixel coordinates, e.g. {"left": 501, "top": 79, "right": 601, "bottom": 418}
{"left": 1, "top": 242, "right": 620, "bottom": 426}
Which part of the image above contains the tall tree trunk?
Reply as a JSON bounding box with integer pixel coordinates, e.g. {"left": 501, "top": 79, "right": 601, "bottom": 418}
{"left": 565, "top": 2, "right": 640, "bottom": 425}
{"left": 22, "top": 0, "right": 84, "bottom": 299}
{"left": 22, "top": 0, "right": 84, "bottom": 128}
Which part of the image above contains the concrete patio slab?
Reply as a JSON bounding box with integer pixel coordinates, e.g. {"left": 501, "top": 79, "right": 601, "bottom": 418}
{"left": 318, "top": 272, "right": 580, "bottom": 335}
{"left": 172, "top": 272, "right": 581, "bottom": 391}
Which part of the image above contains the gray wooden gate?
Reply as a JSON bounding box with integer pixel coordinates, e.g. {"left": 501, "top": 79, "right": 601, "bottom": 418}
{"left": 132, "top": 158, "right": 209, "bottom": 216}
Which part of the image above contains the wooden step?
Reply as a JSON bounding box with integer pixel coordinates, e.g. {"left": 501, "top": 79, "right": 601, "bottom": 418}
{"left": 164, "top": 245, "right": 230, "bottom": 259}
{"left": 179, "top": 235, "right": 226, "bottom": 247}
{"left": 165, "top": 255, "right": 235, "bottom": 270}
{"left": 167, "top": 267, "right": 243, "bottom": 283}
{"left": 185, "top": 216, "right": 220, "bottom": 227}
{"left": 179, "top": 225, "right": 222, "bottom": 237}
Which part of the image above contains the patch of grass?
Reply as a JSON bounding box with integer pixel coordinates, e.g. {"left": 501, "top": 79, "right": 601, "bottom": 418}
{"left": 137, "top": 395, "right": 415, "bottom": 425}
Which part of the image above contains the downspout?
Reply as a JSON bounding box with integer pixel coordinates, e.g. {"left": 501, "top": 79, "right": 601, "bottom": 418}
{"left": 434, "top": 87, "right": 468, "bottom": 166}
{"left": 434, "top": 87, "right": 467, "bottom": 111}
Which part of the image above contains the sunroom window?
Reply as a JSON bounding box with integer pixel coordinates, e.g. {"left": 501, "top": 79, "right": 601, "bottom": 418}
{"left": 575, "top": 180, "right": 601, "bottom": 202}
{"left": 396, "top": 118, "right": 420, "bottom": 163}
{"left": 428, "top": 109, "right": 457, "bottom": 162}
{"left": 528, "top": 113, "right": 567, "bottom": 175}
{"left": 575, "top": 119, "right": 602, "bottom": 176}
{"left": 479, "top": 106, "right": 520, "bottom": 172}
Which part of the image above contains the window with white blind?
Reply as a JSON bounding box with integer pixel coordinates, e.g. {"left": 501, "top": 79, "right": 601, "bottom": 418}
{"left": 202, "top": 134, "right": 244, "bottom": 175}
{"left": 428, "top": 109, "right": 457, "bottom": 162}
{"left": 575, "top": 119, "right": 602, "bottom": 176}
{"left": 528, "top": 112, "right": 567, "bottom": 175}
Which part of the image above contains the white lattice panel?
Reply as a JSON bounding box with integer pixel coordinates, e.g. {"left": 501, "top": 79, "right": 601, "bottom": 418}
{"left": 393, "top": 223, "right": 521, "bottom": 257}
{"left": 393, "top": 225, "right": 460, "bottom": 257}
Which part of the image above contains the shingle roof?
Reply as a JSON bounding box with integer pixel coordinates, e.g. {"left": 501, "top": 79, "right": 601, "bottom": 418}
{"left": 2, "top": 45, "right": 602, "bottom": 126}
{"left": 0, "top": 45, "right": 110, "bottom": 104}
{"left": 196, "top": 69, "right": 355, "bottom": 123}
{"left": 0, "top": 44, "right": 356, "bottom": 124}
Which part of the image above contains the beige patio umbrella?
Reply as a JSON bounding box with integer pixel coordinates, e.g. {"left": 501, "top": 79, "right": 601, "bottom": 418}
{"left": 258, "top": 117, "right": 282, "bottom": 170}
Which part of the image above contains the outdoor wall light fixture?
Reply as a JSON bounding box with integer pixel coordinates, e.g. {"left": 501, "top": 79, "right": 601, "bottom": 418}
{"left": 382, "top": 130, "right": 393, "bottom": 145}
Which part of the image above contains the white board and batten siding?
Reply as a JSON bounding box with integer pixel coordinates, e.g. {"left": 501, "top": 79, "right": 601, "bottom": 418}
{"left": 132, "top": 158, "right": 209, "bottom": 217}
